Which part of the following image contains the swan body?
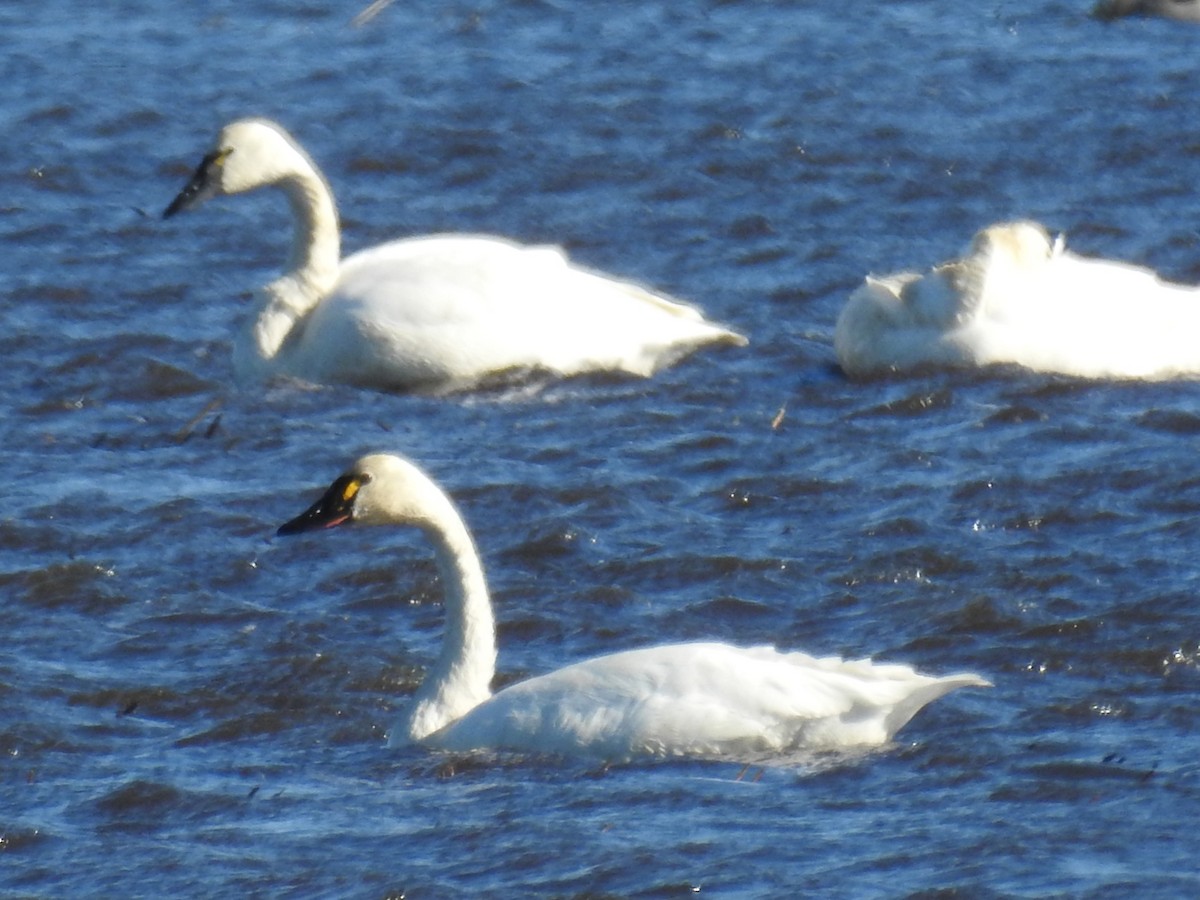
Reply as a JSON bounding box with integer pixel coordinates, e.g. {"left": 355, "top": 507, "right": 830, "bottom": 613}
{"left": 836, "top": 220, "right": 1200, "bottom": 379}
{"left": 1093, "top": 0, "right": 1200, "bottom": 22}
{"left": 278, "top": 453, "right": 990, "bottom": 762}
{"left": 163, "top": 119, "right": 746, "bottom": 391}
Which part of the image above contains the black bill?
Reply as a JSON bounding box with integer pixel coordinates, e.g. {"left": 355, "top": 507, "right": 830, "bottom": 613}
{"left": 277, "top": 474, "right": 363, "bottom": 536}
{"left": 163, "top": 150, "right": 225, "bottom": 219}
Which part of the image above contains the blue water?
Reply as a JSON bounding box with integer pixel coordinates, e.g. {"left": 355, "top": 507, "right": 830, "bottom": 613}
{"left": 4, "top": 1, "right": 1200, "bottom": 896}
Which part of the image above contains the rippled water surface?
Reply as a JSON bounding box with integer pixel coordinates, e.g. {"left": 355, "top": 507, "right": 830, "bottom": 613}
{"left": 5, "top": 1, "right": 1200, "bottom": 896}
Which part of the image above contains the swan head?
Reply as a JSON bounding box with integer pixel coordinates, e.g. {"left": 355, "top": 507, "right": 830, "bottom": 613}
{"left": 966, "top": 221, "right": 1054, "bottom": 269}
{"left": 163, "top": 119, "right": 317, "bottom": 218}
{"left": 278, "top": 454, "right": 450, "bottom": 536}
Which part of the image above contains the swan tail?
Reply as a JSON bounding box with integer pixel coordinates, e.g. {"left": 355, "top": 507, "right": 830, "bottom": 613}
{"left": 834, "top": 276, "right": 909, "bottom": 375}
{"left": 606, "top": 278, "right": 748, "bottom": 346}
{"left": 882, "top": 672, "right": 991, "bottom": 740}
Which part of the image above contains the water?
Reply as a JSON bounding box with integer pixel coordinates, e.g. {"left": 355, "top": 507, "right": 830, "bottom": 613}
{"left": 3, "top": 0, "right": 1200, "bottom": 896}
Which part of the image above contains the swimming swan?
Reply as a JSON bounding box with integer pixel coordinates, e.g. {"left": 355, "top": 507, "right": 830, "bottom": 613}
{"left": 1093, "top": 0, "right": 1200, "bottom": 22}
{"left": 277, "top": 453, "right": 990, "bottom": 761}
{"left": 163, "top": 119, "right": 746, "bottom": 391}
{"left": 835, "top": 220, "right": 1200, "bottom": 379}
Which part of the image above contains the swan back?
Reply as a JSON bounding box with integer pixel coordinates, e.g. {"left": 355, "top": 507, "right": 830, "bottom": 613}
{"left": 301, "top": 235, "right": 746, "bottom": 388}
{"left": 1094, "top": 0, "right": 1200, "bottom": 21}
{"left": 429, "top": 642, "right": 989, "bottom": 760}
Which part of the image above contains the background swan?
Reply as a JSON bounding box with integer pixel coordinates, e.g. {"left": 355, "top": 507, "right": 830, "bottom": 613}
{"left": 1093, "top": 0, "right": 1200, "bottom": 22}
{"left": 277, "top": 453, "right": 990, "bottom": 762}
{"left": 163, "top": 119, "right": 746, "bottom": 391}
{"left": 835, "top": 220, "right": 1200, "bottom": 379}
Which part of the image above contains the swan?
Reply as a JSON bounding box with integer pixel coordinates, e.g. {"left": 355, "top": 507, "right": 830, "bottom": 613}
{"left": 276, "top": 453, "right": 990, "bottom": 761}
{"left": 1093, "top": 0, "right": 1200, "bottom": 22}
{"left": 835, "top": 220, "right": 1200, "bottom": 379}
{"left": 162, "top": 118, "right": 746, "bottom": 392}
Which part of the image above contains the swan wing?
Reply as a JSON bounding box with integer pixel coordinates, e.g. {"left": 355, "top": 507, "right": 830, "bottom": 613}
{"left": 837, "top": 220, "right": 1200, "bottom": 379}
{"left": 426, "top": 642, "right": 987, "bottom": 760}
{"left": 969, "top": 250, "right": 1200, "bottom": 377}
{"left": 297, "top": 235, "right": 744, "bottom": 386}
{"left": 836, "top": 272, "right": 980, "bottom": 375}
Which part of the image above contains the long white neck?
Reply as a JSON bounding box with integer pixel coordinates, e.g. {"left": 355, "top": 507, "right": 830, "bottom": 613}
{"left": 400, "top": 502, "right": 497, "bottom": 743}
{"left": 233, "top": 170, "right": 342, "bottom": 380}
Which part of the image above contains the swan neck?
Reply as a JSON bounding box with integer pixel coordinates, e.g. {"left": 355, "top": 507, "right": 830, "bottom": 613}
{"left": 235, "top": 171, "right": 341, "bottom": 378}
{"left": 282, "top": 171, "right": 340, "bottom": 295}
{"left": 404, "top": 506, "right": 497, "bottom": 742}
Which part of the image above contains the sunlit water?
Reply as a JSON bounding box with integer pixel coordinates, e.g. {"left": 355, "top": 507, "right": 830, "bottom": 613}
{"left": 4, "top": 1, "right": 1200, "bottom": 896}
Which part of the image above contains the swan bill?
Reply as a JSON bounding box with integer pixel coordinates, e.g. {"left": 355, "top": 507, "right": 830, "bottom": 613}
{"left": 163, "top": 149, "right": 227, "bottom": 219}
{"left": 277, "top": 474, "right": 362, "bottom": 536}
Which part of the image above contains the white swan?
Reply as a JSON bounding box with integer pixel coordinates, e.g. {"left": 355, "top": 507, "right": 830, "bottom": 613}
{"left": 835, "top": 220, "right": 1200, "bottom": 379}
{"left": 277, "top": 453, "right": 990, "bottom": 761}
{"left": 163, "top": 119, "right": 746, "bottom": 391}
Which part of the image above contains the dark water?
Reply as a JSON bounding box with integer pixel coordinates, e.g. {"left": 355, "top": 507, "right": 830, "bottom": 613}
{"left": 4, "top": 1, "right": 1200, "bottom": 896}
